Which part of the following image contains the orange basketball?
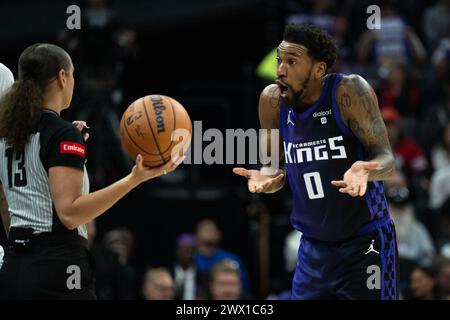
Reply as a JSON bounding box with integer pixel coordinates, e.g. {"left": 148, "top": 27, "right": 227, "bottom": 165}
{"left": 119, "top": 95, "right": 192, "bottom": 167}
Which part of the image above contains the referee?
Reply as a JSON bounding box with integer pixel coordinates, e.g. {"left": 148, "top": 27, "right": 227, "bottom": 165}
{"left": 0, "top": 62, "right": 14, "bottom": 267}
{"left": 0, "top": 44, "right": 182, "bottom": 299}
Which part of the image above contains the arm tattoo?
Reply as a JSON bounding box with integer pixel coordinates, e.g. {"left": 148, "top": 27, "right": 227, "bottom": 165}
{"left": 349, "top": 119, "right": 364, "bottom": 138}
{"left": 269, "top": 86, "right": 281, "bottom": 109}
{"left": 339, "top": 93, "right": 351, "bottom": 109}
{"left": 371, "top": 118, "right": 386, "bottom": 137}
{"left": 339, "top": 76, "right": 395, "bottom": 181}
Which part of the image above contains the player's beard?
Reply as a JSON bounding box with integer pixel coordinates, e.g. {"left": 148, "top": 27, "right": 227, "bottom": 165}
{"left": 287, "top": 69, "right": 312, "bottom": 110}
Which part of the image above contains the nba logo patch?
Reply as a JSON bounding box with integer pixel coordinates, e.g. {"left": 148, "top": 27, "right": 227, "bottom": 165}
{"left": 321, "top": 117, "right": 327, "bottom": 124}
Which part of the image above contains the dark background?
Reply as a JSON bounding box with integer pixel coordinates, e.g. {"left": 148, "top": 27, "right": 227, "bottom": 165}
{"left": 1, "top": 0, "right": 450, "bottom": 300}
{"left": 0, "top": 0, "right": 293, "bottom": 297}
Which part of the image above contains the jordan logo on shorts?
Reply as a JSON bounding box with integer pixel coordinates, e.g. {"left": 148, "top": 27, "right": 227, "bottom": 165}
{"left": 365, "top": 240, "right": 379, "bottom": 255}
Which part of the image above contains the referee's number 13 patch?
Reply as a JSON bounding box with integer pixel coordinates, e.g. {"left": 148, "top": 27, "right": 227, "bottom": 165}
{"left": 60, "top": 142, "right": 85, "bottom": 157}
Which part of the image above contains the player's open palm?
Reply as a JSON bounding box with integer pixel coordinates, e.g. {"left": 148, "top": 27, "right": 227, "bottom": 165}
{"left": 331, "top": 161, "right": 380, "bottom": 197}
{"left": 233, "top": 167, "right": 285, "bottom": 194}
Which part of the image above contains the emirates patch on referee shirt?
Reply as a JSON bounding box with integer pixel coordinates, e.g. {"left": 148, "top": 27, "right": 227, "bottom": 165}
{"left": 60, "top": 142, "right": 85, "bottom": 157}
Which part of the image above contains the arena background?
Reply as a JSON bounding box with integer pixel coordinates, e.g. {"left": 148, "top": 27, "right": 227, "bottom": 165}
{"left": 1, "top": 0, "right": 449, "bottom": 300}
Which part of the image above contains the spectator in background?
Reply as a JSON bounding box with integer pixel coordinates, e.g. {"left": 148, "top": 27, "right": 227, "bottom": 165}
{"left": 382, "top": 106, "right": 429, "bottom": 218}
{"left": 285, "top": 0, "right": 338, "bottom": 35}
{"left": 382, "top": 106, "right": 428, "bottom": 176}
{"left": 208, "top": 259, "right": 243, "bottom": 300}
{"left": 331, "top": 12, "right": 354, "bottom": 73}
{"left": 86, "top": 221, "right": 140, "bottom": 299}
{"left": 195, "top": 219, "right": 251, "bottom": 296}
{"left": 423, "top": 0, "right": 450, "bottom": 53}
{"left": 429, "top": 160, "right": 450, "bottom": 211}
{"left": 437, "top": 257, "right": 450, "bottom": 298}
{"left": 264, "top": 229, "right": 304, "bottom": 300}
{"left": 142, "top": 267, "right": 175, "bottom": 300}
{"left": 102, "top": 228, "right": 141, "bottom": 297}
{"left": 379, "top": 62, "right": 422, "bottom": 119}
{"left": 284, "top": 230, "right": 302, "bottom": 276}
{"left": 385, "top": 171, "right": 435, "bottom": 267}
{"left": 385, "top": 168, "right": 434, "bottom": 295}
{"left": 431, "top": 29, "right": 450, "bottom": 83}
{"left": 357, "top": 0, "right": 426, "bottom": 67}
{"left": 103, "top": 228, "right": 135, "bottom": 266}
{"left": 391, "top": 0, "right": 428, "bottom": 35}
{"left": 430, "top": 123, "right": 450, "bottom": 172}
{"left": 408, "top": 264, "right": 440, "bottom": 300}
{"left": 59, "top": 0, "right": 138, "bottom": 95}
{"left": 420, "top": 76, "right": 450, "bottom": 152}
{"left": 172, "top": 233, "right": 199, "bottom": 300}
{"left": 285, "top": 0, "right": 354, "bottom": 71}
{"left": 436, "top": 199, "right": 450, "bottom": 255}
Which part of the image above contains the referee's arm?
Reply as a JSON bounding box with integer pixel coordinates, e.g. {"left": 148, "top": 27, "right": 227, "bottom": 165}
{"left": 0, "top": 186, "right": 9, "bottom": 237}
{"left": 0, "top": 62, "right": 13, "bottom": 238}
{"left": 50, "top": 155, "right": 178, "bottom": 230}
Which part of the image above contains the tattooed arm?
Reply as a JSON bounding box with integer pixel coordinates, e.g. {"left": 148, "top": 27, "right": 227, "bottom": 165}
{"left": 259, "top": 84, "right": 285, "bottom": 167}
{"left": 338, "top": 75, "right": 395, "bottom": 181}
{"left": 331, "top": 75, "right": 395, "bottom": 197}
{"left": 0, "top": 186, "right": 9, "bottom": 237}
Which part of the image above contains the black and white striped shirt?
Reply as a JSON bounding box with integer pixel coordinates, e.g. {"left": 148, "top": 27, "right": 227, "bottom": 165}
{"left": 0, "top": 110, "right": 89, "bottom": 238}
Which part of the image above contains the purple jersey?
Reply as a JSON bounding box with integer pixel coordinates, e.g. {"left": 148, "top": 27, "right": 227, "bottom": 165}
{"left": 279, "top": 73, "right": 389, "bottom": 242}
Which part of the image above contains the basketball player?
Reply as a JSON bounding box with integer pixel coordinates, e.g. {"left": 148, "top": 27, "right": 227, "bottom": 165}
{"left": 234, "top": 24, "right": 399, "bottom": 299}
{"left": 0, "top": 44, "right": 183, "bottom": 299}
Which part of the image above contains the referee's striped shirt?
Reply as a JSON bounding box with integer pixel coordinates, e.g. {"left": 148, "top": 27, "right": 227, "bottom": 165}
{"left": 0, "top": 109, "right": 89, "bottom": 238}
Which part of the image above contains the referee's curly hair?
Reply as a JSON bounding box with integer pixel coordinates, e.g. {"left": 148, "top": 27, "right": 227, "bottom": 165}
{"left": 283, "top": 24, "right": 338, "bottom": 73}
{"left": 0, "top": 44, "right": 70, "bottom": 152}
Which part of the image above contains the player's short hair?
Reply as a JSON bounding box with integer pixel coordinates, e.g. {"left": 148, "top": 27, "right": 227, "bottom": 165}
{"left": 283, "top": 24, "right": 338, "bottom": 72}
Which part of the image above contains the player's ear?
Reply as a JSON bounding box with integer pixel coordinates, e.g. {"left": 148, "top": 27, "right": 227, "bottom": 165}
{"left": 314, "top": 62, "right": 327, "bottom": 79}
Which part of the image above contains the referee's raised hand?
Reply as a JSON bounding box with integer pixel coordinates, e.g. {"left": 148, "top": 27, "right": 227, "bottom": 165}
{"left": 72, "top": 120, "right": 90, "bottom": 141}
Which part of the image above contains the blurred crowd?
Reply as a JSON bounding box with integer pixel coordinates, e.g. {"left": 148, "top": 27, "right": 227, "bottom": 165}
{"left": 86, "top": 218, "right": 252, "bottom": 300}
{"left": 37, "top": 0, "right": 450, "bottom": 300}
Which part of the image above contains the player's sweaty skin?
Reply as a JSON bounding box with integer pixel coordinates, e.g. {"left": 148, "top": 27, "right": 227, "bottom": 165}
{"left": 336, "top": 75, "right": 395, "bottom": 182}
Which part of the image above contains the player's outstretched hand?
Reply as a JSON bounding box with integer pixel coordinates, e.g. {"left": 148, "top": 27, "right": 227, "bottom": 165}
{"left": 331, "top": 161, "right": 380, "bottom": 197}
{"left": 130, "top": 154, "right": 185, "bottom": 185}
{"left": 233, "top": 167, "right": 285, "bottom": 194}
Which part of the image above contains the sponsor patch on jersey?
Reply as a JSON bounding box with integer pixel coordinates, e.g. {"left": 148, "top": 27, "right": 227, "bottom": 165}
{"left": 312, "top": 109, "right": 332, "bottom": 117}
{"left": 60, "top": 142, "right": 85, "bottom": 157}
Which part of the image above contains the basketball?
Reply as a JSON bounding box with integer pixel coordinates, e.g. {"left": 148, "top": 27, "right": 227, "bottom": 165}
{"left": 119, "top": 95, "right": 192, "bottom": 167}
